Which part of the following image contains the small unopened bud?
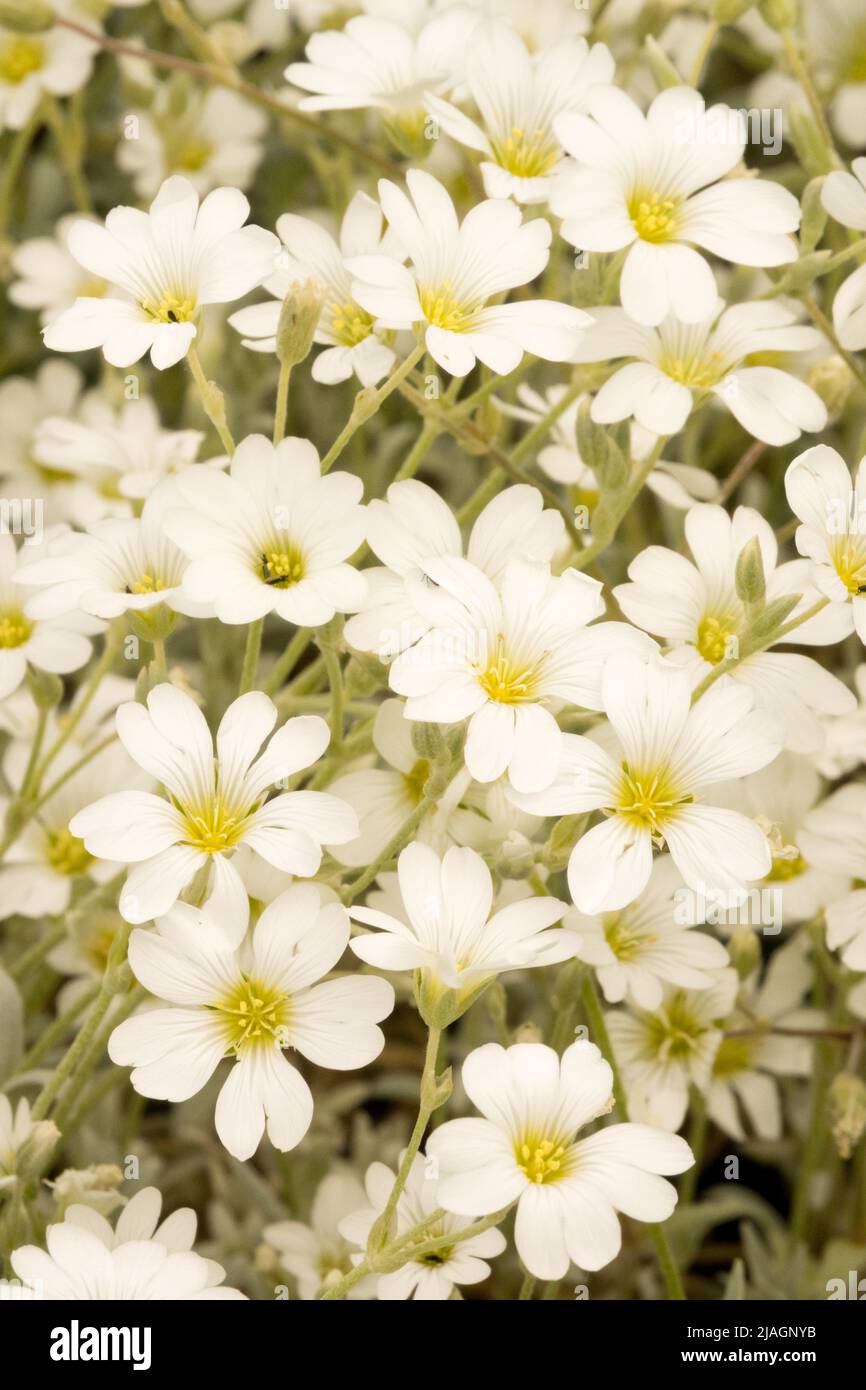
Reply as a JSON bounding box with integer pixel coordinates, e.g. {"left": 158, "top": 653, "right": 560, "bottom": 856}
{"left": 0, "top": 0, "right": 55, "bottom": 32}
{"left": 799, "top": 178, "right": 827, "bottom": 253}
{"left": 16, "top": 1119, "right": 60, "bottom": 1181}
{"left": 50, "top": 1164, "right": 124, "bottom": 1218}
{"left": 512, "top": 1021, "right": 544, "bottom": 1044}
{"left": 735, "top": 535, "right": 766, "bottom": 609}
{"left": 788, "top": 105, "right": 834, "bottom": 178}
{"left": 208, "top": 20, "right": 257, "bottom": 65}
{"left": 577, "top": 400, "right": 628, "bottom": 492}
{"left": 344, "top": 652, "right": 383, "bottom": 697}
{"left": 411, "top": 722, "right": 444, "bottom": 761}
{"left": 276, "top": 280, "right": 324, "bottom": 368}
{"left": 828, "top": 1071, "right": 866, "bottom": 1159}
{"left": 727, "top": 924, "right": 761, "bottom": 980}
{"left": 807, "top": 354, "right": 852, "bottom": 420}
{"left": 758, "top": 0, "right": 798, "bottom": 30}
{"left": 25, "top": 664, "right": 63, "bottom": 710}
{"left": 712, "top": 0, "right": 754, "bottom": 18}
{"left": 643, "top": 35, "right": 682, "bottom": 90}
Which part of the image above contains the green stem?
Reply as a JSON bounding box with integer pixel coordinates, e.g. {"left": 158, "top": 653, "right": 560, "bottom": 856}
{"left": 341, "top": 784, "right": 442, "bottom": 904}
{"left": 518, "top": 1271, "right": 537, "bottom": 1299}
{"left": 9, "top": 982, "right": 101, "bottom": 1079}
{"left": 0, "top": 102, "right": 46, "bottom": 236}
{"left": 54, "top": 984, "right": 146, "bottom": 1130}
{"left": 571, "top": 439, "right": 667, "bottom": 572}
{"left": 238, "top": 618, "right": 264, "bottom": 695}
{"left": 187, "top": 345, "right": 235, "bottom": 455}
{"left": 320, "top": 643, "right": 344, "bottom": 749}
{"left": 320, "top": 344, "right": 426, "bottom": 474}
{"left": 31, "top": 623, "right": 122, "bottom": 791}
{"left": 781, "top": 30, "right": 840, "bottom": 167}
{"left": 581, "top": 972, "right": 686, "bottom": 1299}
{"left": 366, "top": 1025, "right": 443, "bottom": 1251}
{"left": 679, "top": 1092, "right": 708, "bottom": 1206}
{"left": 273, "top": 362, "right": 292, "bottom": 445}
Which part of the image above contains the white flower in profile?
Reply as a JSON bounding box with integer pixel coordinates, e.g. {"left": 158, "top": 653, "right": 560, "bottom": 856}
{"left": 820, "top": 159, "right": 866, "bottom": 349}
{"left": 118, "top": 87, "right": 267, "bottom": 199}
{"left": 33, "top": 396, "right": 206, "bottom": 502}
{"left": 10, "top": 1187, "right": 246, "bottom": 1300}
{"left": 613, "top": 504, "right": 856, "bottom": 753}
{"left": 499, "top": 383, "right": 720, "bottom": 509}
{"left": 551, "top": 86, "right": 800, "bottom": 326}
{"left": 607, "top": 970, "right": 738, "bottom": 1130}
{"left": 565, "top": 855, "right": 728, "bottom": 1011}
{"left": 15, "top": 484, "right": 210, "bottom": 624}
{"left": 0, "top": 535, "right": 99, "bottom": 702}
{"left": 9, "top": 216, "right": 108, "bottom": 325}
{"left": 347, "top": 170, "right": 590, "bottom": 376}
{"left": 264, "top": 1170, "right": 376, "bottom": 1300}
{"left": 285, "top": 10, "right": 479, "bottom": 155}
{"left": 785, "top": 445, "right": 866, "bottom": 643}
{"left": 426, "top": 22, "right": 614, "bottom": 204}
{"left": 108, "top": 887, "right": 394, "bottom": 1160}
{"left": 427, "top": 1040, "right": 693, "bottom": 1278}
{"left": 712, "top": 752, "right": 851, "bottom": 928}
{"left": 389, "top": 556, "right": 653, "bottom": 792}
{"left": 339, "top": 1152, "right": 507, "bottom": 1299}
{"left": 0, "top": 359, "right": 84, "bottom": 486}
{"left": 162, "top": 434, "right": 367, "bottom": 626}
{"left": 572, "top": 302, "right": 826, "bottom": 445}
{"left": 816, "top": 664, "right": 866, "bottom": 778}
{"left": 344, "top": 478, "right": 563, "bottom": 658}
{"left": 509, "top": 652, "right": 780, "bottom": 914}
{"left": 799, "top": 783, "right": 866, "bottom": 971}
{"left": 473, "top": 0, "right": 590, "bottom": 49}
{"left": 69, "top": 684, "right": 358, "bottom": 926}
{"left": 43, "top": 176, "right": 279, "bottom": 370}
{"left": 229, "top": 192, "right": 400, "bottom": 387}
{"left": 0, "top": 1096, "right": 56, "bottom": 1190}
{"left": 0, "top": 22, "right": 93, "bottom": 131}
{"left": 707, "top": 937, "right": 818, "bottom": 1141}
{"left": 348, "top": 841, "right": 578, "bottom": 999}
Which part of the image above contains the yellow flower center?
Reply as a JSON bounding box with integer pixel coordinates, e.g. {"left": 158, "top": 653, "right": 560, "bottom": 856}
{"left": 712, "top": 1035, "right": 755, "bottom": 1078}
{"left": 180, "top": 800, "right": 250, "bottom": 854}
{"left": 330, "top": 299, "right": 374, "bottom": 347}
{"left": 644, "top": 993, "right": 705, "bottom": 1062}
{"left": 215, "top": 976, "right": 290, "bottom": 1055}
{"left": 628, "top": 189, "right": 679, "bottom": 243}
{"left": 516, "top": 1134, "right": 572, "bottom": 1184}
{"left": 660, "top": 350, "right": 726, "bottom": 389}
{"left": 832, "top": 535, "right": 866, "bottom": 595}
{"left": 615, "top": 762, "right": 692, "bottom": 836}
{"left": 127, "top": 573, "right": 167, "bottom": 596}
{"left": 477, "top": 637, "right": 540, "bottom": 704}
{"left": 403, "top": 757, "right": 430, "bottom": 801}
{"left": 0, "top": 610, "right": 32, "bottom": 649}
{"left": 765, "top": 850, "right": 806, "bottom": 882}
{"left": 260, "top": 544, "right": 306, "bottom": 588}
{"left": 419, "top": 284, "right": 477, "bottom": 333}
{"left": 141, "top": 292, "right": 197, "bottom": 324}
{"left": 46, "top": 828, "right": 93, "bottom": 877}
{"left": 175, "top": 139, "right": 212, "bottom": 173}
{"left": 603, "top": 911, "right": 654, "bottom": 961}
{"left": 696, "top": 612, "right": 740, "bottom": 664}
{"left": 0, "top": 36, "right": 43, "bottom": 84}
{"left": 492, "top": 125, "right": 560, "bottom": 179}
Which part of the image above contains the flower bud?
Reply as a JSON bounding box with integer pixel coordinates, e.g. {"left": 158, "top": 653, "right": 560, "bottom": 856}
{"left": 727, "top": 924, "right": 761, "bottom": 980}
{"left": 828, "top": 1072, "right": 866, "bottom": 1159}
{"left": 712, "top": 0, "right": 754, "bottom": 19}
{"left": 807, "top": 354, "right": 852, "bottom": 420}
{"left": 799, "top": 177, "right": 827, "bottom": 253}
{"left": 512, "top": 1021, "right": 544, "bottom": 1044}
{"left": 0, "top": 0, "right": 55, "bottom": 32}
{"left": 758, "top": 0, "right": 798, "bottom": 31}
{"left": 25, "top": 664, "right": 63, "bottom": 710}
{"left": 735, "top": 535, "right": 766, "bottom": 609}
{"left": 276, "top": 280, "right": 324, "bottom": 368}
{"left": 16, "top": 1119, "right": 60, "bottom": 1181}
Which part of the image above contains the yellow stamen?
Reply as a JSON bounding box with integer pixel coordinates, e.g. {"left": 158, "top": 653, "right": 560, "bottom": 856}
{"left": 0, "top": 610, "right": 32, "bottom": 650}
{"left": 628, "top": 189, "right": 679, "bottom": 243}
{"left": 477, "top": 636, "right": 540, "bottom": 704}
{"left": 516, "top": 1134, "right": 571, "bottom": 1184}
{"left": 141, "top": 292, "right": 197, "bottom": 324}
{"left": 616, "top": 762, "right": 691, "bottom": 836}
{"left": 0, "top": 37, "right": 43, "bottom": 85}
{"left": 493, "top": 124, "right": 559, "bottom": 179}
{"left": 46, "top": 828, "right": 93, "bottom": 878}
{"left": 215, "top": 976, "right": 290, "bottom": 1054}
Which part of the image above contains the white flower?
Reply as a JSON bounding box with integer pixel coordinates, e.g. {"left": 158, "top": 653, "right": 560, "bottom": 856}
{"left": 613, "top": 504, "right": 856, "bottom": 753}
{"left": 0, "top": 1096, "right": 55, "bottom": 1190}
{"left": 785, "top": 444, "right": 866, "bottom": 643}
{"left": 572, "top": 301, "right": 826, "bottom": 445}
{"left": 821, "top": 158, "right": 866, "bottom": 349}
{"left": 32, "top": 396, "right": 206, "bottom": 502}
{"left": 344, "top": 478, "right": 563, "bottom": 658}
{"left": 713, "top": 752, "right": 850, "bottom": 927}
{"left": 427, "top": 1040, "right": 693, "bottom": 1278}
{"left": 498, "top": 383, "right": 719, "bottom": 509}
{"left": 10, "top": 1186, "right": 246, "bottom": 1299}
{"left": 472, "top": 0, "right": 589, "bottom": 50}
{"left": 816, "top": 664, "right": 866, "bottom": 778}
{"left": 118, "top": 86, "right": 266, "bottom": 199}
{"left": 349, "top": 840, "right": 578, "bottom": 991}
{"left": 285, "top": 10, "right": 478, "bottom": 155}
{"left": 426, "top": 22, "right": 614, "bottom": 204}
{"left": 339, "top": 1152, "right": 506, "bottom": 1299}
{"left": 0, "top": 23, "right": 93, "bottom": 131}
{"left": 0, "top": 535, "right": 98, "bottom": 701}
{"left": 264, "top": 1170, "right": 376, "bottom": 1300}
{"left": 800, "top": 783, "right": 866, "bottom": 970}
{"left": 162, "top": 433, "right": 367, "bottom": 626}
{"left": 68, "top": 684, "right": 358, "bottom": 926}
{"left": 347, "top": 170, "right": 589, "bottom": 376}
{"left": 108, "top": 887, "right": 394, "bottom": 1160}
{"left": 551, "top": 86, "right": 800, "bottom": 326}
{"left": 804, "top": 0, "right": 866, "bottom": 148}
{"left": 509, "top": 652, "right": 779, "bottom": 914}
{"left": 707, "top": 937, "right": 818, "bottom": 1141}
{"left": 565, "top": 855, "right": 728, "bottom": 1010}
{"left": 9, "top": 216, "right": 108, "bottom": 325}
{"left": 43, "top": 176, "right": 279, "bottom": 370}
{"left": 389, "top": 555, "right": 653, "bottom": 792}
{"left": 229, "top": 191, "right": 400, "bottom": 387}
{"left": 15, "top": 484, "right": 209, "bottom": 623}
{"left": 0, "top": 739, "right": 148, "bottom": 922}
{"left": 608, "top": 971, "right": 738, "bottom": 1129}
